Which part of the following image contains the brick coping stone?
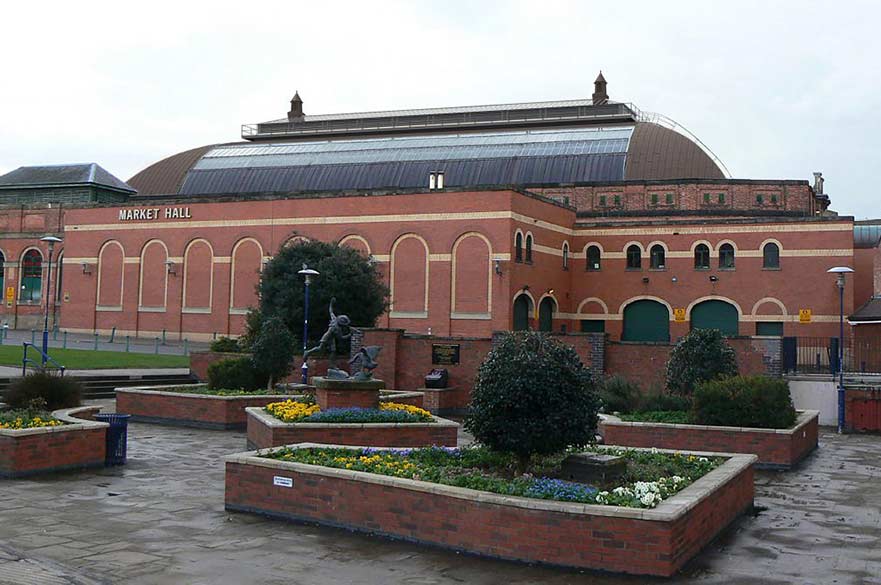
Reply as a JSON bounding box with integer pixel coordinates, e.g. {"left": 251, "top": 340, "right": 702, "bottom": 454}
{"left": 116, "top": 385, "right": 307, "bottom": 430}
{"left": 224, "top": 443, "right": 756, "bottom": 576}
{"left": 600, "top": 410, "right": 819, "bottom": 470}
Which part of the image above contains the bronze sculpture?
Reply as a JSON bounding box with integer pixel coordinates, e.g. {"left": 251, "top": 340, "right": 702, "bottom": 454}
{"left": 303, "top": 297, "right": 361, "bottom": 379}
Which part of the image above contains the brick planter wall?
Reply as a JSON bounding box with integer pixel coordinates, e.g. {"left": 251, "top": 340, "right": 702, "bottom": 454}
{"left": 0, "top": 406, "right": 108, "bottom": 478}
{"left": 116, "top": 385, "right": 307, "bottom": 430}
{"left": 224, "top": 444, "right": 756, "bottom": 577}
{"left": 245, "top": 407, "right": 459, "bottom": 450}
{"left": 600, "top": 410, "right": 819, "bottom": 470}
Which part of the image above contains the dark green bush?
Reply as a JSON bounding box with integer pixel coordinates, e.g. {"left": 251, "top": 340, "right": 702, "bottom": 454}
{"left": 665, "top": 329, "right": 738, "bottom": 396}
{"left": 465, "top": 331, "right": 600, "bottom": 471}
{"left": 639, "top": 391, "right": 692, "bottom": 413}
{"left": 209, "top": 336, "right": 243, "bottom": 353}
{"left": 599, "top": 375, "right": 641, "bottom": 414}
{"left": 207, "top": 357, "right": 268, "bottom": 392}
{"left": 692, "top": 375, "right": 797, "bottom": 429}
{"left": 251, "top": 316, "right": 296, "bottom": 388}
{"left": 4, "top": 373, "right": 82, "bottom": 411}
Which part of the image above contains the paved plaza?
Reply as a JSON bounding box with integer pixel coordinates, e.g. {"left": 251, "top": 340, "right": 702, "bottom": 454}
{"left": 0, "top": 408, "right": 879, "bottom": 585}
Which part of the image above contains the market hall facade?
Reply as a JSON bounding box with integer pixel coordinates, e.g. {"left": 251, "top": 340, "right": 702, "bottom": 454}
{"left": 0, "top": 75, "right": 873, "bottom": 342}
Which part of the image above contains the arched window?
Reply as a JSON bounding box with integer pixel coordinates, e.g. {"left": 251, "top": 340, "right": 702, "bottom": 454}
{"left": 586, "top": 246, "right": 601, "bottom": 271}
{"left": 763, "top": 243, "right": 780, "bottom": 269}
{"left": 694, "top": 244, "right": 710, "bottom": 269}
{"left": 562, "top": 243, "right": 569, "bottom": 270}
{"left": 626, "top": 245, "right": 641, "bottom": 270}
{"left": 20, "top": 249, "right": 43, "bottom": 303}
{"left": 650, "top": 245, "right": 666, "bottom": 269}
{"left": 719, "top": 243, "right": 735, "bottom": 269}
{"left": 514, "top": 232, "right": 523, "bottom": 263}
{"left": 525, "top": 234, "right": 533, "bottom": 263}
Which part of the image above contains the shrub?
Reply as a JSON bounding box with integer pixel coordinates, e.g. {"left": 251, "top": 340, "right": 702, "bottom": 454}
{"left": 599, "top": 375, "right": 641, "bottom": 414}
{"left": 465, "top": 332, "right": 601, "bottom": 472}
{"left": 209, "top": 336, "right": 243, "bottom": 353}
{"left": 639, "top": 391, "right": 692, "bottom": 413}
{"left": 665, "top": 329, "right": 738, "bottom": 396}
{"left": 207, "top": 357, "right": 267, "bottom": 392}
{"left": 250, "top": 316, "right": 296, "bottom": 388}
{"left": 4, "top": 373, "right": 82, "bottom": 411}
{"left": 692, "top": 375, "right": 797, "bottom": 429}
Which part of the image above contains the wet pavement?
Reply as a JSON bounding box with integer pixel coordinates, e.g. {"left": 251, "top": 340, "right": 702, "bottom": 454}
{"left": 0, "top": 411, "right": 879, "bottom": 584}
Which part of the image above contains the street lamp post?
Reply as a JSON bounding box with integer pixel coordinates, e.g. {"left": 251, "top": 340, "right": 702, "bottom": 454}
{"left": 40, "top": 236, "right": 63, "bottom": 365}
{"left": 298, "top": 264, "right": 319, "bottom": 384}
{"left": 827, "top": 266, "right": 854, "bottom": 434}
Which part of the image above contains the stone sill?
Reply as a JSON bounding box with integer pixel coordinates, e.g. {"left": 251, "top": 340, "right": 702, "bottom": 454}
{"left": 600, "top": 409, "right": 819, "bottom": 435}
{"left": 245, "top": 407, "right": 459, "bottom": 430}
{"left": 225, "top": 442, "right": 755, "bottom": 522}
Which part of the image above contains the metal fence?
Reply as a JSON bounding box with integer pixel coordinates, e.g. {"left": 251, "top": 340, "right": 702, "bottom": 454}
{"left": 783, "top": 336, "right": 881, "bottom": 375}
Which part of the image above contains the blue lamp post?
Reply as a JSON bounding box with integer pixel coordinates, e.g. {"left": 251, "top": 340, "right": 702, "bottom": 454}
{"left": 827, "top": 266, "right": 854, "bottom": 434}
{"left": 40, "top": 236, "right": 63, "bottom": 365}
{"left": 298, "top": 264, "right": 319, "bottom": 384}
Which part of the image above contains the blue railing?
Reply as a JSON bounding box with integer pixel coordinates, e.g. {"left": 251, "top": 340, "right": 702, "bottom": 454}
{"left": 21, "top": 342, "right": 66, "bottom": 377}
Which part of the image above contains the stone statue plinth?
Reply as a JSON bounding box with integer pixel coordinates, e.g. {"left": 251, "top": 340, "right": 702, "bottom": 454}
{"left": 313, "top": 377, "right": 386, "bottom": 411}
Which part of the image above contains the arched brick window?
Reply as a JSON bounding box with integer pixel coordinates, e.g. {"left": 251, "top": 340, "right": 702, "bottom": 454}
{"left": 650, "top": 245, "right": 666, "bottom": 269}
{"left": 763, "top": 243, "right": 780, "bottom": 269}
{"left": 20, "top": 249, "right": 43, "bottom": 303}
{"left": 586, "top": 246, "right": 601, "bottom": 271}
{"left": 514, "top": 232, "right": 523, "bottom": 263}
{"left": 626, "top": 245, "right": 641, "bottom": 270}
{"left": 694, "top": 244, "right": 710, "bottom": 269}
{"left": 525, "top": 234, "right": 533, "bottom": 263}
{"left": 719, "top": 243, "right": 735, "bottom": 269}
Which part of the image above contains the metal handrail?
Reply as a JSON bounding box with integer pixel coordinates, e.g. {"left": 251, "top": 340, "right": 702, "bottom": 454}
{"left": 21, "top": 342, "right": 65, "bottom": 377}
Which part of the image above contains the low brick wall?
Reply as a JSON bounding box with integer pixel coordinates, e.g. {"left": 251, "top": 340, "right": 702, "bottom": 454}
{"left": 599, "top": 410, "right": 819, "bottom": 470}
{"left": 0, "top": 406, "right": 108, "bottom": 478}
{"left": 245, "top": 407, "right": 459, "bottom": 450}
{"left": 845, "top": 386, "right": 881, "bottom": 432}
{"left": 225, "top": 444, "right": 755, "bottom": 577}
{"left": 117, "top": 385, "right": 306, "bottom": 430}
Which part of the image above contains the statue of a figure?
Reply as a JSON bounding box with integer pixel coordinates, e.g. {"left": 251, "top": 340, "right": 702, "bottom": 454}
{"left": 303, "top": 297, "right": 360, "bottom": 378}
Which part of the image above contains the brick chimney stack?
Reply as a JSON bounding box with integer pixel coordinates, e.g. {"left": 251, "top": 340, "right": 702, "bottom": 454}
{"left": 592, "top": 72, "right": 608, "bottom": 106}
{"left": 288, "top": 91, "right": 304, "bottom": 123}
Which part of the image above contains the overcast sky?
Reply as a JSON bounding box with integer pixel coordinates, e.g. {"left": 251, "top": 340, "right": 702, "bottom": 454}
{"left": 1, "top": 0, "right": 878, "bottom": 218}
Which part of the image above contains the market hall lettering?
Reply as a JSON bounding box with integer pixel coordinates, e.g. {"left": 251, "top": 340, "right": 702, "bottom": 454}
{"left": 118, "top": 207, "right": 192, "bottom": 221}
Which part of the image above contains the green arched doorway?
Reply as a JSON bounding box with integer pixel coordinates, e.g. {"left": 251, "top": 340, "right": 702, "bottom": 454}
{"left": 538, "top": 297, "right": 556, "bottom": 332}
{"left": 690, "top": 300, "right": 739, "bottom": 336}
{"left": 513, "top": 295, "right": 532, "bottom": 331}
{"left": 622, "top": 300, "right": 670, "bottom": 342}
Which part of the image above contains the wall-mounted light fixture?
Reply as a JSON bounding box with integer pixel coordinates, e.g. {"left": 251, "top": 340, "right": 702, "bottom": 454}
{"left": 165, "top": 259, "right": 176, "bottom": 275}
{"left": 81, "top": 262, "right": 92, "bottom": 275}
{"left": 494, "top": 259, "right": 502, "bottom": 275}
{"left": 709, "top": 275, "right": 719, "bottom": 283}
{"left": 671, "top": 276, "right": 678, "bottom": 283}
{"left": 642, "top": 277, "right": 650, "bottom": 284}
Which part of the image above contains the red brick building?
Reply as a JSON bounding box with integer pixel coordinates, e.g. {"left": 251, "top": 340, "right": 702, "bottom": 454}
{"left": 0, "top": 75, "right": 873, "bottom": 341}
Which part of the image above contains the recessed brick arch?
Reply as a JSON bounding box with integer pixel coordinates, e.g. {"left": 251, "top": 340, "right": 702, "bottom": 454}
{"left": 230, "top": 238, "right": 263, "bottom": 311}
{"left": 138, "top": 240, "right": 168, "bottom": 309}
{"left": 183, "top": 239, "right": 214, "bottom": 310}
{"left": 451, "top": 232, "right": 492, "bottom": 316}
{"left": 97, "top": 240, "right": 124, "bottom": 309}
{"left": 390, "top": 234, "right": 429, "bottom": 317}
{"left": 339, "top": 234, "right": 371, "bottom": 257}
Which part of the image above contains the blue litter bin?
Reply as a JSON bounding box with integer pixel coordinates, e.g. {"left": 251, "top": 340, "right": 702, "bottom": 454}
{"left": 94, "top": 413, "right": 130, "bottom": 466}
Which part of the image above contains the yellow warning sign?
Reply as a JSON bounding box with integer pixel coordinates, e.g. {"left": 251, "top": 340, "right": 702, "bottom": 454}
{"left": 673, "top": 308, "right": 687, "bottom": 322}
{"left": 5, "top": 286, "right": 13, "bottom": 303}
{"left": 799, "top": 308, "right": 812, "bottom": 323}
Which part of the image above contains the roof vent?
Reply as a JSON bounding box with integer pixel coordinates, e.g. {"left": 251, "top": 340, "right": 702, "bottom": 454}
{"left": 592, "top": 71, "right": 608, "bottom": 106}
{"left": 813, "top": 171, "right": 824, "bottom": 194}
{"left": 288, "top": 91, "right": 304, "bottom": 123}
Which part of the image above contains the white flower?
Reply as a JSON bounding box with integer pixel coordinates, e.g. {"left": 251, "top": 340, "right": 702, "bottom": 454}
{"left": 698, "top": 457, "right": 709, "bottom": 462}
{"left": 640, "top": 492, "right": 659, "bottom": 507}
{"left": 650, "top": 447, "right": 659, "bottom": 454}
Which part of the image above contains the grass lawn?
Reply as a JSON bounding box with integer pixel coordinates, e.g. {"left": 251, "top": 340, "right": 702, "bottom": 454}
{"left": 0, "top": 346, "right": 189, "bottom": 370}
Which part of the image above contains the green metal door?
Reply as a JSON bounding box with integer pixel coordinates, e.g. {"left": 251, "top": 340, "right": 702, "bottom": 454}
{"left": 622, "top": 300, "right": 670, "bottom": 342}
{"left": 539, "top": 298, "right": 555, "bottom": 332}
{"left": 691, "top": 300, "right": 739, "bottom": 336}
{"left": 513, "top": 295, "right": 531, "bottom": 331}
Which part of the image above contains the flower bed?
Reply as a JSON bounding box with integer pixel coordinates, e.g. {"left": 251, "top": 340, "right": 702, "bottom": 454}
{"left": 0, "top": 406, "right": 108, "bottom": 478}
{"left": 600, "top": 410, "right": 820, "bottom": 470}
{"left": 225, "top": 443, "right": 756, "bottom": 577}
{"left": 116, "top": 384, "right": 308, "bottom": 430}
{"left": 246, "top": 403, "right": 459, "bottom": 450}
